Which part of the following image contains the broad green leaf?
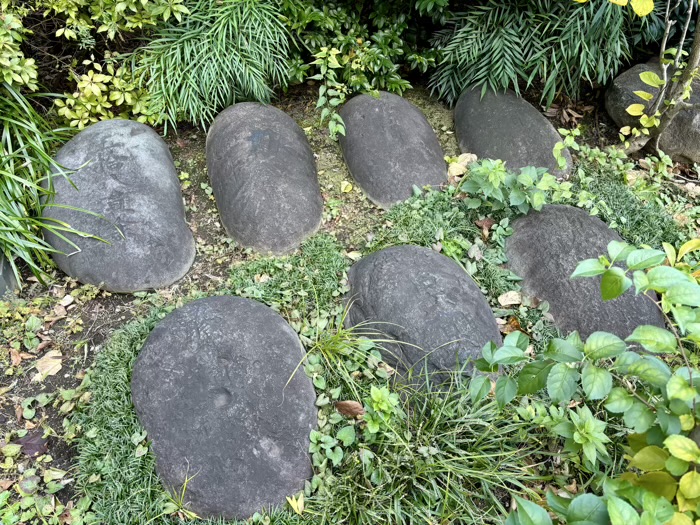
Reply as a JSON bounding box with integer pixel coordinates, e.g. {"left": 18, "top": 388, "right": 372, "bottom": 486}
{"left": 608, "top": 495, "right": 640, "bottom": 525}
{"left": 626, "top": 325, "right": 677, "bottom": 353}
{"left": 664, "top": 435, "right": 700, "bottom": 463}
{"left": 626, "top": 103, "right": 646, "bottom": 116}
{"left": 667, "top": 513, "right": 694, "bottom": 525}
{"left": 546, "top": 363, "right": 580, "bottom": 403}
{"left": 614, "top": 351, "right": 641, "bottom": 373}
{"left": 336, "top": 426, "right": 356, "bottom": 447}
{"left": 518, "top": 361, "right": 554, "bottom": 395}
{"left": 630, "top": 0, "right": 654, "bottom": 16}
{"left": 637, "top": 472, "right": 677, "bottom": 501}
{"left": 504, "top": 330, "right": 530, "bottom": 351}
{"left": 663, "top": 243, "right": 677, "bottom": 266}
{"left": 628, "top": 356, "right": 671, "bottom": 387}
{"left": 665, "top": 456, "right": 690, "bottom": 476}
{"left": 544, "top": 338, "right": 583, "bottom": 363}
{"left": 495, "top": 376, "right": 518, "bottom": 408}
{"left": 581, "top": 363, "right": 612, "bottom": 400}
{"left": 608, "top": 240, "right": 634, "bottom": 262}
{"left": 626, "top": 249, "right": 666, "bottom": 270}
{"left": 514, "top": 496, "right": 553, "bottom": 525}
{"left": 584, "top": 332, "right": 627, "bottom": 359}
{"left": 639, "top": 71, "right": 665, "bottom": 88}
{"left": 678, "top": 239, "right": 700, "bottom": 260}
{"left": 633, "top": 90, "right": 654, "bottom": 101}
{"left": 601, "top": 267, "right": 633, "bottom": 300}
{"left": 568, "top": 494, "right": 608, "bottom": 524}
{"left": 624, "top": 400, "right": 655, "bottom": 433}
{"left": 492, "top": 346, "right": 527, "bottom": 365}
{"left": 667, "top": 375, "right": 696, "bottom": 403}
{"left": 630, "top": 446, "right": 669, "bottom": 472}
{"left": 646, "top": 266, "right": 695, "bottom": 292}
{"left": 605, "top": 387, "right": 634, "bottom": 413}
{"left": 680, "top": 471, "right": 700, "bottom": 499}
{"left": 326, "top": 445, "right": 343, "bottom": 466}
{"left": 546, "top": 490, "right": 572, "bottom": 517}
{"left": 469, "top": 375, "right": 491, "bottom": 404}
{"left": 666, "top": 283, "right": 700, "bottom": 307}
{"left": 571, "top": 258, "right": 607, "bottom": 278}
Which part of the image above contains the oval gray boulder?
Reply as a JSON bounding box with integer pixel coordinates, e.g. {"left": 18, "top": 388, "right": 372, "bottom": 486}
{"left": 43, "top": 120, "right": 195, "bottom": 293}
{"left": 345, "top": 245, "right": 501, "bottom": 383}
{"left": 605, "top": 62, "right": 700, "bottom": 164}
{"left": 131, "top": 296, "right": 317, "bottom": 520}
{"left": 0, "top": 255, "right": 17, "bottom": 297}
{"left": 206, "top": 103, "right": 322, "bottom": 254}
{"left": 506, "top": 205, "right": 665, "bottom": 339}
{"left": 454, "top": 88, "right": 571, "bottom": 177}
{"left": 339, "top": 92, "right": 446, "bottom": 208}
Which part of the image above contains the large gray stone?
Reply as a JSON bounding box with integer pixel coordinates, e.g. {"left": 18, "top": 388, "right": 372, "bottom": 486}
{"left": 206, "top": 103, "right": 322, "bottom": 254}
{"left": 0, "top": 255, "right": 18, "bottom": 297}
{"left": 345, "top": 245, "right": 501, "bottom": 382}
{"left": 339, "top": 92, "right": 446, "bottom": 208}
{"left": 506, "top": 205, "right": 665, "bottom": 339}
{"left": 605, "top": 62, "right": 700, "bottom": 164}
{"left": 131, "top": 296, "right": 316, "bottom": 520}
{"left": 43, "top": 120, "right": 195, "bottom": 293}
{"left": 454, "top": 88, "right": 571, "bottom": 177}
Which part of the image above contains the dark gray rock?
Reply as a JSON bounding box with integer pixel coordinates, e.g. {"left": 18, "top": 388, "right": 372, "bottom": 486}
{"left": 605, "top": 62, "right": 700, "bottom": 164}
{"left": 0, "top": 255, "right": 18, "bottom": 297}
{"left": 206, "top": 103, "right": 322, "bottom": 254}
{"left": 506, "top": 205, "right": 665, "bottom": 339}
{"left": 454, "top": 88, "right": 571, "bottom": 177}
{"left": 43, "top": 120, "right": 195, "bottom": 293}
{"left": 345, "top": 245, "right": 501, "bottom": 382}
{"left": 339, "top": 92, "right": 446, "bottom": 208}
{"left": 131, "top": 296, "right": 316, "bottom": 520}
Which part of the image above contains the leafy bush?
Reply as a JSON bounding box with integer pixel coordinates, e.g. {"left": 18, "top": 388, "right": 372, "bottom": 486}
{"left": 130, "top": 0, "right": 290, "bottom": 129}
{"left": 430, "top": 0, "right": 636, "bottom": 105}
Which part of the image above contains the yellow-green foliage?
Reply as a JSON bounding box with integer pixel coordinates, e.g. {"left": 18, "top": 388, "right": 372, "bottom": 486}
{"left": 0, "top": 4, "right": 38, "bottom": 90}
{"left": 55, "top": 55, "right": 156, "bottom": 129}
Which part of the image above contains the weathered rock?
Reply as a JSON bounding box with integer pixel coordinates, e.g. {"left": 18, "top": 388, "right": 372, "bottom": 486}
{"left": 454, "top": 88, "right": 571, "bottom": 177}
{"left": 131, "top": 296, "right": 316, "bottom": 520}
{"left": 339, "top": 92, "right": 446, "bottom": 208}
{"left": 605, "top": 62, "right": 700, "bottom": 164}
{"left": 0, "top": 255, "right": 17, "bottom": 297}
{"left": 43, "top": 120, "right": 195, "bottom": 293}
{"left": 206, "top": 103, "right": 322, "bottom": 254}
{"left": 506, "top": 205, "right": 665, "bottom": 339}
{"left": 345, "top": 245, "right": 501, "bottom": 382}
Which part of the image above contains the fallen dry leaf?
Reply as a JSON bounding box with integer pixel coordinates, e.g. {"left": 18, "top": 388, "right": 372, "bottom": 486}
{"left": 500, "top": 317, "right": 523, "bottom": 335}
{"left": 60, "top": 295, "right": 74, "bottom": 307}
{"left": 14, "top": 430, "right": 48, "bottom": 458}
{"left": 498, "top": 291, "right": 522, "bottom": 307}
{"left": 448, "top": 162, "right": 467, "bottom": 178}
{"left": 0, "top": 479, "right": 12, "bottom": 490}
{"left": 10, "top": 349, "right": 21, "bottom": 367}
{"left": 32, "top": 350, "right": 63, "bottom": 382}
{"left": 335, "top": 400, "right": 365, "bottom": 418}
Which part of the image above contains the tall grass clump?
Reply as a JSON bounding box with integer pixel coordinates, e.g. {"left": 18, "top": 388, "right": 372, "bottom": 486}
{"left": 0, "top": 83, "right": 75, "bottom": 285}
{"left": 132, "top": 0, "right": 290, "bottom": 129}
{"left": 430, "top": 0, "right": 634, "bottom": 105}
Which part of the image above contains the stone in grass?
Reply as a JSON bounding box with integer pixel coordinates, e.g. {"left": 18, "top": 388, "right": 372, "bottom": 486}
{"left": 131, "top": 296, "right": 316, "bottom": 520}
{"left": 43, "top": 120, "right": 195, "bottom": 293}
{"left": 454, "top": 87, "right": 571, "bottom": 178}
{"left": 345, "top": 245, "right": 502, "bottom": 383}
{"left": 206, "top": 103, "right": 323, "bottom": 254}
{"left": 506, "top": 205, "right": 665, "bottom": 339}
{"left": 605, "top": 61, "right": 700, "bottom": 165}
{"left": 338, "top": 92, "right": 446, "bottom": 208}
{"left": 0, "top": 255, "right": 17, "bottom": 297}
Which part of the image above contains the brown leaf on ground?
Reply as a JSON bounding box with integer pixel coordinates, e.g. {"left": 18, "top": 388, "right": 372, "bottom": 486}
{"left": 497, "top": 291, "right": 522, "bottom": 307}
{"left": 500, "top": 317, "right": 524, "bottom": 335}
{"left": 32, "top": 350, "right": 62, "bottom": 382}
{"left": 14, "top": 430, "right": 48, "bottom": 458}
{"left": 0, "top": 479, "right": 12, "bottom": 490}
{"left": 335, "top": 400, "right": 365, "bottom": 418}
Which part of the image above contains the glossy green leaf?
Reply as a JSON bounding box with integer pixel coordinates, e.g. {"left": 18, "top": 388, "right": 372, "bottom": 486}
{"left": 581, "top": 363, "right": 612, "bottom": 400}
{"left": 571, "top": 258, "right": 607, "bottom": 278}
{"left": 601, "top": 267, "right": 633, "bottom": 301}
{"left": 626, "top": 325, "right": 677, "bottom": 353}
{"left": 518, "top": 361, "right": 554, "bottom": 395}
{"left": 546, "top": 363, "right": 580, "bottom": 404}
{"left": 607, "top": 496, "right": 640, "bottom": 525}
{"left": 626, "top": 249, "right": 666, "bottom": 270}
{"left": 584, "top": 332, "right": 627, "bottom": 360}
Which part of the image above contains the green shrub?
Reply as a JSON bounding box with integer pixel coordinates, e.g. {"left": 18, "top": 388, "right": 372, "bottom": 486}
{"left": 131, "top": 0, "right": 290, "bottom": 129}
{"left": 430, "top": 0, "right": 635, "bottom": 105}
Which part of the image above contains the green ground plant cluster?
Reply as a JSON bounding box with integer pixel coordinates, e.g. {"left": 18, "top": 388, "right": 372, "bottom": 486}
{"left": 3, "top": 141, "right": 686, "bottom": 525}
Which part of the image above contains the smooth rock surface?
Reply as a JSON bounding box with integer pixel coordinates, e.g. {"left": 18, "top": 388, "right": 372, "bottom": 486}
{"left": 206, "top": 103, "right": 322, "bottom": 254}
{"left": 506, "top": 205, "right": 665, "bottom": 339}
{"left": 131, "top": 296, "right": 316, "bottom": 520}
{"left": 43, "top": 120, "right": 195, "bottom": 293}
{"left": 0, "top": 255, "right": 17, "bottom": 297}
{"left": 454, "top": 88, "right": 571, "bottom": 177}
{"left": 345, "top": 245, "right": 501, "bottom": 382}
{"left": 339, "top": 92, "right": 446, "bottom": 208}
{"left": 605, "top": 62, "right": 700, "bottom": 164}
